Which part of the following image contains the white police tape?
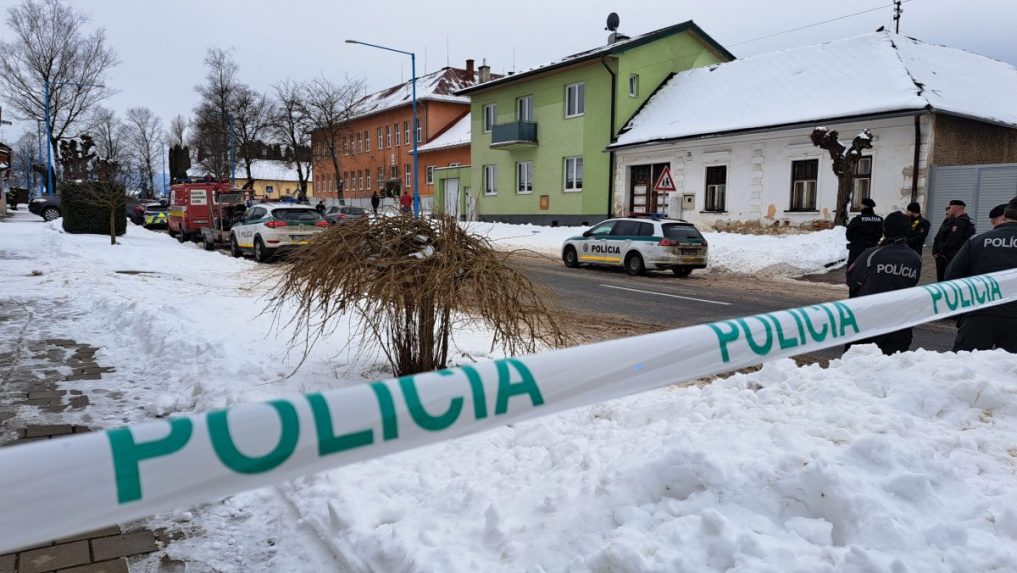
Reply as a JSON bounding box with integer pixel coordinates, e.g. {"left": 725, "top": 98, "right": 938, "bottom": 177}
{"left": 1, "top": 270, "right": 1015, "bottom": 552}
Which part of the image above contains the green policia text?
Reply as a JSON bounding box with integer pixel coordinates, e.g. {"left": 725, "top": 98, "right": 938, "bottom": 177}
{"left": 923, "top": 275, "right": 1004, "bottom": 315}
{"left": 107, "top": 358, "right": 542, "bottom": 503}
{"left": 708, "top": 302, "right": 860, "bottom": 363}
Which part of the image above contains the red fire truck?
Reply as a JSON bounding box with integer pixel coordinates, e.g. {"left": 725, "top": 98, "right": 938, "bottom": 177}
{"left": 168, "top": 181, "right": 246, "bottom": 243}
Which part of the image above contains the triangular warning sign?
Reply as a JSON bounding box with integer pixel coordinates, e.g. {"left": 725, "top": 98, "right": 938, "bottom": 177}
{"left": 653, "top": 165, "right": 676, "bottom": 192}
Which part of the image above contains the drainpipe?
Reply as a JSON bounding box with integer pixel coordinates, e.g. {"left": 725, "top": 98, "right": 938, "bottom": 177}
{"left": 911, "top": 114, "right": 921, "bottom": 204}
{"left": 602, "top": 57, "right": 617, "bottom": 218}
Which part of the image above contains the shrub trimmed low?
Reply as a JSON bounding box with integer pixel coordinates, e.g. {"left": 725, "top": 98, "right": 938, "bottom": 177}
{"left": 60, "top": 181, "right": 127, "bottom": 236}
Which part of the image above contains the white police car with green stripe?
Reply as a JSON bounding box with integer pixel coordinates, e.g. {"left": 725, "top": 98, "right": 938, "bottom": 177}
{"left": 562, "top": 216, "right": 709, "bottom": 277}
{"left": 229, "top": 203, "right": 328, "bottom": 262}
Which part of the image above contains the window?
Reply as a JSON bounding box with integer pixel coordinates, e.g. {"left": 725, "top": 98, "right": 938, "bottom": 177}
{"left": 516, "top": 161, "right": 533, "bottom": 194}
{"left": 342, "top": 135, "right": 348, "bottom": 155}
{"left": 356, "top": 132, "right": 362, "bottom": 154}
{"left": 404, "top": 121, "right": 410, "bottom": 145}
{"left": 404, "top": 164, "right": 411, "bottom": 189}
{"left": 587, "top": 220, "right": 615, "bottom": 237}
{"left": 416, "top": 119, "right": 422, "bottom": 143}
{"left": 367, "top": 173, "right": 371, "bottom": 190}
{"left": 517, "top": 96, "right": 533, "bottom": 121}
{"left": 395, "top": 123, "right": 401, "bottom": 147}
{"left": 378, "top": 167, "right": 384, "bottom": 188}
{"left": 705, "top": 166, "right": 727, "bottom": 212}
{"left": 851, "top": 156, "right": 873, "bottom": 211}
{"left": 628, "top": 74, "right": 638, "bottom": 97}
{"left": 564, "top": 156, "right": 583, "bottom": 191}
{"left": 565, "top": 82, "right": 585, "bottom": 117}
{"left": 790, "top": 159, "right": 819, "bottom": 211}
{"left": 357, "top": 170, "right": 362, "bottom": 191}
{"left": 377, "top": 127, "right": 383, "bottom": 149}
{"left": 386, "top": 126, "right": 392, "bottom": 147}
{"left": 483, "top": 164, "right": 498, "bottom": 195}
{"left": 612, "top": 220, "right": 642, "bottom": 236}
{"left": 390, "top": 165, "right": 398, "bottom": 179}
{"left": 426, "top": 165, "right": 435, "bottom": 185}
{"left": 483, "top": 104, "right": 497, "bottom": 132}
{"left": 364, "top": 130, "right": 370, "bottom": 152}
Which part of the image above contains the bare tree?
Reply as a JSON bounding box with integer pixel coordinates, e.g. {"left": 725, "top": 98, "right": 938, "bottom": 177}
{"left": 167, "top": 114, "right": 187, "bottom": 147}
{"left": 124, "top": 107, "right": 162, "bottom": 198}
{"left": 9, "top": 132, "right": 40, "bottom": 192}
{"left": 192, "top": 47, "right": 239, "bottom": 181}
{"left": 87, "top": 106, "right": 130, "bottom": 186}
{"left": 303, "top": 75, "right": 364, "bottom": 204}
{"left": 811, "top": 127, "right": 873, "bottom": 226}
{"left": 231, "top": 84, "right": 273, "bottom": 187}
{"left": 271, "top": 80, "right": 313, "bottom": 199}
{"left": 0, "top": 0, "right": 118, "bottom": 184}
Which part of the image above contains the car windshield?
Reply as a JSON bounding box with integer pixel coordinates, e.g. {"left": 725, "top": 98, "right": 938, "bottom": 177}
{"left": 662, "top": 224, "right": 704, "bottom": 242}
{"left": 273, "top": 208, "right": 321, "bottom": 222}
{"left": 341, "top": 207, "right": 367, "bottom": 215}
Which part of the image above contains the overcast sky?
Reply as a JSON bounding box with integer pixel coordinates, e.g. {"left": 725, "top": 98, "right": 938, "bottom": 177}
{"left": 2, "top": 0, "right": 1016, "bottom": 144}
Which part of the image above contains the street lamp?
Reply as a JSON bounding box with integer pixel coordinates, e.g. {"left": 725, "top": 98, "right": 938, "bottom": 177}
{"left": 345, "top": 39, "right": 420, "bottom": 217}
{"left": 43, "top": 79, "right": 104, "bottom": 195}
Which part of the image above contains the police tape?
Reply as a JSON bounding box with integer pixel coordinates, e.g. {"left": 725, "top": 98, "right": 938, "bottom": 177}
{"left": 1, "top": 270, "right": 1015, "bottom": 552}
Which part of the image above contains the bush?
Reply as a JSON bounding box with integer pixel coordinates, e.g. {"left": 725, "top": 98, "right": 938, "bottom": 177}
{"left": 60, "top": 181, "right": 127, "bottom": 236}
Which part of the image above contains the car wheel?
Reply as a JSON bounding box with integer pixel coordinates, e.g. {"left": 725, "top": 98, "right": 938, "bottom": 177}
{"left": 253, "top": 236, "right": 273, "bottom": 263}
{"left": 203, "top": 236, "right": 215, "bottom": 251}
{"left": 168, "top": 226, "right": 178, "bottom": 238}
{"left": 625, "top": 252, "right": 646, "bottom": 276}
{"left": 563, "top": 246, "right": 580, "bottom": 268}
{"left": 176, "top": 230, "right": 187, "bottom": 243}
{"left": 229, "top": 235, "right": 242, "bottom": 258}
{"left": 672, "top": 266, "right": 693, "bottom": 278}
{"left": 41, "top": 207, "right": 61, "bottom": 221}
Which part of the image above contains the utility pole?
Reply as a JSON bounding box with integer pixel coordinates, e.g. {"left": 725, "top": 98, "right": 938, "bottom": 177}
{"left": 893, "top": 0, "right": 903, "bottom": 34}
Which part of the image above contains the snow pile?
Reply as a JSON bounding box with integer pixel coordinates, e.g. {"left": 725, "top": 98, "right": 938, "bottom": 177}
{"left": 466, "top": 221, "right": 847, "bottom": 277}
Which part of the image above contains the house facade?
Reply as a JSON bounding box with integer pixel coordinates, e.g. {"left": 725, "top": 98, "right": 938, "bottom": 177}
{"left": 188, "top": 160, "right": 313, "bottom": 201}
{"left": 609, "top": 32, "right": 1017, "bottom": 230}
{"left": 312, "top": 63, "right": 486, "bottom": 209}
{"left": 456, "top": 21, "right": 733, "bottom": 226}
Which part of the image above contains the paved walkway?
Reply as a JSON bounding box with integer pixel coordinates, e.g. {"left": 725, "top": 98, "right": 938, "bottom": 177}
{"left": 0, "top": 300, "right": 160, "bottom": 573}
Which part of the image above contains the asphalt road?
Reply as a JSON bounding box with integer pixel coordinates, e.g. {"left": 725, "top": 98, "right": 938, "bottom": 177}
{"left": 511, "top": 253, "right": 958, "bottom": 362}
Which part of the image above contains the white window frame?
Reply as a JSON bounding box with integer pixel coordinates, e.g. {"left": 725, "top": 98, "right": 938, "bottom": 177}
{"left": 426, "top": 165, "right": 435, "bottom": 185}
{"left": 517, "top": 95, "right": 533, "bottom": 122}
{"left": 850, "top": 156, "right": 874, "bottom": 211}
{"left": 356, "top": 132, "right": 362, "bottom": 154}
{"left": 404, "top": 164, "right": 411, "bottom": 189}
{"left": 395, "top": 124, "right": 401, "bottom": 147}
{"left": 483, "top": 104, "right": 497, "bottom": 133}
{"left": 483, "top": 164, "right": 498, "bottom": 195}
{"left": 364, "top": 130, "right": 370, "bottom": 152}
{"left": 378, "top": 167, "right": 384, "bottom": 189}
{"left": 704, "top": 164, "right": 727, "bottom": 212}
{"left": 628, "top": 74, "right": 638, "bottom": 97}
{"left": 516, "top": 161, "right": 533, "bottom": 194}
{"left": 563, "top": 156, "right": 583, "bottom": 192}
{"left": 789, "top": 158, "right": 820, "bottom": 212}
{"left": 565, "top": 82, "right": 585, "bottom": 118}
{"left": 404, "top": 121, "right": 410, "bottom": 146}
{"left": 386, "top": 126, "right": 392, "bottom": 147}
{"left": 377, "top": 127, "right": 383, "bottom": 149}
{"left": 416, "top": 119, "right": 422, "bottom": 143}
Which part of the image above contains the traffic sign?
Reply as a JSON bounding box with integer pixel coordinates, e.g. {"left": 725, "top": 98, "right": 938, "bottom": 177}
{"left": 653, "top": 165, "right": 676, "bottom": 192}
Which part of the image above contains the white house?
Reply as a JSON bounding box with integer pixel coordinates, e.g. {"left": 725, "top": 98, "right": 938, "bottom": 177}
{"left": 608, "top": 32, "right": 1017, "bottom": 229}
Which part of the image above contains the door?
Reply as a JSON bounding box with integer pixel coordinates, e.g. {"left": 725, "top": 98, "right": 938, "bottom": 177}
{"left": 629, "top": 163, "right": 671, "bottom": 215}
{"left": 578, "top": 220, "right": 621, "bottom": 265}
{"left": 445, "top": 178, "right": 460, "bottom": 218}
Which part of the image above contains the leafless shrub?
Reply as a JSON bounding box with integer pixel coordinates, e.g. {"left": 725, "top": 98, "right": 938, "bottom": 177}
{"left": 271, "top": 215, "right": 571, "bottom": 376}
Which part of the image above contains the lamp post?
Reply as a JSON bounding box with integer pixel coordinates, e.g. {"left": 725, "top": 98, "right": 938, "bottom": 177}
{"left": 36, "top": 120, "right": 43, "bottom": 196}
{"left": 345, "top": 39, "right": 419, "bottom": 217}
{"left": 43, "top": 79, "right": 104, "bottom": 195}
{"left": 161, "top": 141, "right": 167, "bottom": 197}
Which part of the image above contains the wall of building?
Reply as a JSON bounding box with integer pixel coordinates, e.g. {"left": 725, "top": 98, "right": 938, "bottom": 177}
{"left": 433, "top": 164, "right": 472, "bottom": 219}
{"left": 246, "top": 179, "right": 314, "bottom": 201}
{"left": 612, "top": 115, "right": 933, "bottom": 229}
{"left": 419, "top": 144, "right": 471, "bottom": 201}
{"left": 930, "top": 114, "right": 1017, "bottom": 166}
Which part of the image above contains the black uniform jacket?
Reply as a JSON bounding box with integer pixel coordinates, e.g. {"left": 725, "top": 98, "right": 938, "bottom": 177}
{"left": 846, "top": 209, "right": 884, "bottom": 250}
{"left": 907, "top": 215, "right": 931, "bottom": 252}
{"left": 847, "top": 239, "right": 922, "bottom": 297}
{"left": 932, "top": 213, "right": 975, "bottom": 258}
{"left": 945, "top": 221, "right": 1017, "bottom": 317}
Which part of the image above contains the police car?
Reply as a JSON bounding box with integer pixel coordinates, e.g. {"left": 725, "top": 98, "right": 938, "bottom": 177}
{"left": 229, "top": 203, "right": 329, "bottom": 262}
{"left": 561, "top": 216, "right": 709, "bottom": 276}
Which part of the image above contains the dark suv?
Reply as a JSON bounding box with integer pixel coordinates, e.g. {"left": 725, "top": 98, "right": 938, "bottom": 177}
{"left": 28, "top": 195, "right": 149, "bottom": 225}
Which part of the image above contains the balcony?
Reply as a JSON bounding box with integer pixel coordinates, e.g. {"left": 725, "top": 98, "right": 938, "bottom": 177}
{"left": 490, "top": 121, "right": 538, "bottom": 149}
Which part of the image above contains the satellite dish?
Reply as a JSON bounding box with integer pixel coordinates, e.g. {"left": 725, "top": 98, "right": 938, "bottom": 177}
{"left": 606, "top": 12, "right": 620, "bottom": 32}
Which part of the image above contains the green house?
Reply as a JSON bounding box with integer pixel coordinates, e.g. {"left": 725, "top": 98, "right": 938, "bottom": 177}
{"left": 454, "top": 20, "right": 733, "bottom": 225}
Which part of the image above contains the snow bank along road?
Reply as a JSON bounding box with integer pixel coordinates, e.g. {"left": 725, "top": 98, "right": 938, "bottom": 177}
{"left": 2, "top": 214, "right": 1017, "bottom": 572}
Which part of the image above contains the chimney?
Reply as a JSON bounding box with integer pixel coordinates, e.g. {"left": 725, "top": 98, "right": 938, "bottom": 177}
{"left": 466, "top": 59, "right": 475, "bottom": 79}
{"left": 479, "top": 58, "right": 491, "bottom": 83}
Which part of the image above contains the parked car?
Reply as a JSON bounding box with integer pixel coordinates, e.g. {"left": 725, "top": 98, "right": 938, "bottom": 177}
{"left": 28, "top": 195, "right": 62, "bottom": 221}
{"left": 143, "top": 203, "right": 169, "bottom": 228}
{"left": 561, "top": 216, "right": 709, "bottom": 277}
{"left": 324, "top": 205, "right": 369, "bottom": 225}
{"left": 229, "top": 203, "right": 329, "bottom": 262}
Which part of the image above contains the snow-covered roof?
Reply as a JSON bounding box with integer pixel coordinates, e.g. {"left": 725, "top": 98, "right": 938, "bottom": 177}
{"left": 417, "top": 113, "right": 471, "bottom": 153}
{"left": 613, "top": 32, "right": 1017, "bottom": 148}
{"left": 351, "top": 67, "right": 485, "bottom": 120}
{"left": 188, "top": 160, "right": 312, "bottom": 182}
{"left": 457, "top": 21, "right": 734, "bottom": 95}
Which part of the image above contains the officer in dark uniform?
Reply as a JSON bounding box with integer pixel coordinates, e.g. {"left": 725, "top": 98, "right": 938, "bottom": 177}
{"left": 846, "top": 211, "right": 922, "bottom": 354}
{"left": 932, "top": 199, "right": 976, "bottom": 281}
{"left": 845, "top": 197, "right": 883, "bottom": 268}
{"left": 905, "top": 201, "right": 931, "bottom": 255}
{"left": 944, "top": 197, "right": 1017, "bottom": 352}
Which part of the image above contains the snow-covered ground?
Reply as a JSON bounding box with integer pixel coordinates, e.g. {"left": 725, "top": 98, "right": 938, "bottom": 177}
{"left": 2, "top": 212, "right": 1015, "bottom": 572}
{"left": 466, "top": 221, "right": 847, "bottom": 278}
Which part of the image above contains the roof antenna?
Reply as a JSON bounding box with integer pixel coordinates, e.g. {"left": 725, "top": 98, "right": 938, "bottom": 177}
{"left": 893, "top": 0, "right": 903, "bottom": 33}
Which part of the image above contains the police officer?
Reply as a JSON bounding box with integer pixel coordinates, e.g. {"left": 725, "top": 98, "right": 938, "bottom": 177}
{"left": 845, "top": 211, "right": 922, "bottom": 354}
{"left": 944, "top": 197, "right": 1017, "bottom": 352}
{"left": 932, "top": 199, "right": 975, "bottom": 281}
{"left": 845, "top": 197, "right": 883, "bottom": 268}
{"left": 989, "top": 203, "right": 1008, "bottom": 228}
{"left": 905, "top": 201, "right": 931, "bottom": 255}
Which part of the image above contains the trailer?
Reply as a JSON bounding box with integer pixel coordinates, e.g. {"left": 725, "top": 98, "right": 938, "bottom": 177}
{"left": 199, "top": 191, "right": 248, "bottom": 251}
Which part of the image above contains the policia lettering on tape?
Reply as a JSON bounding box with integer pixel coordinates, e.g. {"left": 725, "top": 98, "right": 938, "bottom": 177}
{"left": 923, "top": 275, "right": 1004, "bottom": 315}
{"left": 708, "top": 302, "right": 860, "bottom": 363}
{"left": 107, "top": 358, "right": 541, "bottom": 504}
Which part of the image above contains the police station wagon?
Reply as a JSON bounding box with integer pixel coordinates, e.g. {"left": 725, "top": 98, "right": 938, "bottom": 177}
{"left": 562, "top": 216, "right": 709, "bottom": 277}
{"left": 229, "top": 203, "right": 328, "bottom": 262}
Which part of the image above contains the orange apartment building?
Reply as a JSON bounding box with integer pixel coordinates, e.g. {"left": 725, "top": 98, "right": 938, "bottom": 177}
{"left": 313, "top": 60, "right": 493, "bottom": 209}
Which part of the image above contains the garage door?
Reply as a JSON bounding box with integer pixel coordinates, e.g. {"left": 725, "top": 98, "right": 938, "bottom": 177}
{"left": 928, "top": 164, "right": 1017, "bottom": 243}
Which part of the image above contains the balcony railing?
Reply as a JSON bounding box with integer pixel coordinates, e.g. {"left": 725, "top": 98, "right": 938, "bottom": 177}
{"left": 491, "top": 121, "right": 538, "bottom": 148}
